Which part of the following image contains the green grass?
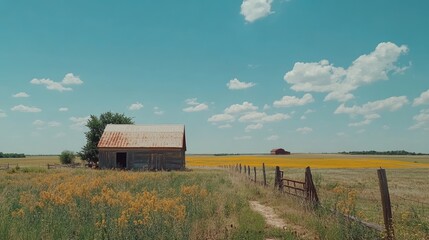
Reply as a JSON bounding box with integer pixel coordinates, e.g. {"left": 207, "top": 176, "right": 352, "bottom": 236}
{"left": 0, "top": 168, "right": 298, "bottom": 240}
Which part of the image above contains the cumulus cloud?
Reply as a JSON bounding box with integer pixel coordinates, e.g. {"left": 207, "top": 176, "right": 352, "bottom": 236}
{"left": 266, "top": 135, "right": 279, "bottom": 141}
{"left": 218, "top": 124, "right": 232, "bottom": 129}
{"left": 62, "top": 73, "right": 83, "bottom": 85}
{"left": 225, "top": 101, "right": 258, "bottom": 114}
{"left": 33, "top": 120, "right": 61, "bottom": 128}
{"left": 128, "top": 102, "right": 144, "bottom": 111}
{"left": 335, "top": 96, "right": 408, "bottom": 116}
{"left": 59, "top": 107, "right": 69, "bottom": 112}
{"left": 409, "top": 109, "right": 429, "bottom": 130}
{"left": 13, "top": 92, "right": 30, "bottom": 98}
{"left": 183, "top": 98, "right": 208, "bottom": 112}
{"left": 227, "top": 78, "right": 256, "bottom": 90}
{"left": 413, "top": 89, "right": 429, "bottom": 106}
{"left": 183, "top": 104, "right": 208, "bottom": 112}
{"left": 273, "top": 93, "right": 314, "bottom": 107}
{"left": 296, "top": 127, "right": 313, "bottom": 134}
{"left": 284, "top": 42, "right": 409, "bottom": 102}
{"left": 208, "top": 113, "right": 235, "bottom": 123}
{"left": 11, "top": 104, "right": 41, "bottom": 113}
{"left": 348, "top": 114, "right": 380, "bottom": 127}
{"left": 335, "top": 96, "right": 408, "bottom": 127}
{"left": 263, "top": 104, "right": 271, "bottom": 110}
{"left": 245, "top": 123, "right": 263, "bottom": 132}
{"left": 70, "top": 116, "right": 90, "bottom": 130}
{"left": 31, "top": 73, "right": 83, "bottom": 92}
{"left": 239, "top": 111, "right": 290, "bottom": 123}
{"left": 240, "top": 0, "right": 273, "bottom": 23}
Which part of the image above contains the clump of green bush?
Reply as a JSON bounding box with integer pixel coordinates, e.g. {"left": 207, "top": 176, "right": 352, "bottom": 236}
{"left": 59, "top": 150, "right": 76, "bottom": 164}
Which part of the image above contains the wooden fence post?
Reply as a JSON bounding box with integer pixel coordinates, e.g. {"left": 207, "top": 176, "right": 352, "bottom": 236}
{"left": 274, "top": 166, "right": 281, "bottom": 189}
{"left": 305, "top": 167, "right": 319, "bottom": 205}
{"left": 378, "top": 168, "right": 394, "bottom": 240}
{"left": 247, "top": 166, "right": 250, "bottom": 178}
{"left": 239, "top": 164, "right": 242, "bottom": 173}
{"left": 262, "top": 163, "right": 267, "bottom": 186}
{"left": 253, "top": 167, "right": 256, "bottom": 182}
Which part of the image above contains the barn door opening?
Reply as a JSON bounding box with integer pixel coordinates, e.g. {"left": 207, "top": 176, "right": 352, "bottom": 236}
{"left": 116, "top": 152, "right": 127, "bottom": 169}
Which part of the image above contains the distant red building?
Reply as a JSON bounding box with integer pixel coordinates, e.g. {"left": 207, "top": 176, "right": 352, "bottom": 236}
{"left": 270, "top": 148, "right": 291, "bottom": 155}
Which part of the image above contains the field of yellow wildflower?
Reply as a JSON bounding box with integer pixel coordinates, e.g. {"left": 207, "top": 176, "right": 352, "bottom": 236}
{"left": 186, "top": 154, "right": 429, "bottom": 168}
{"left": 0, "top": 168, "right": 260, "bottom": 240}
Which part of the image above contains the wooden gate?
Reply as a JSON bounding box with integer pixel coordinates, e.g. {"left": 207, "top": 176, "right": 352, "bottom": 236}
{"left": 274, "top": 166, "right": 319, "bottom": 205}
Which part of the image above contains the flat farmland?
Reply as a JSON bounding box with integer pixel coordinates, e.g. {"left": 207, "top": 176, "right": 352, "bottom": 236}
{"left": 186, "top": 154, "right": 429, "bottom": 168}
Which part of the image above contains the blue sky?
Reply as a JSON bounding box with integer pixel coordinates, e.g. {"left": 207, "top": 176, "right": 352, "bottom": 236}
{"left": 1, "top": 0, "right": 428, "bottom": 154}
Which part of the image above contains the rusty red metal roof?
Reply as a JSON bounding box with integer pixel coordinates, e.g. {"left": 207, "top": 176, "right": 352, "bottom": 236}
{"left": 98, "top": 124, "right": 186, "bottom": 149}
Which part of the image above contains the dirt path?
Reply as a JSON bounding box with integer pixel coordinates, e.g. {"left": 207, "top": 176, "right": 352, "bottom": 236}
{"left": 249, "top": 201, "right": 318, "bottom": 240}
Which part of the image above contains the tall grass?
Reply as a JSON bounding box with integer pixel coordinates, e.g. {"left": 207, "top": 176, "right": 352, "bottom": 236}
{"left": 0, "top": 168, "right": 298, "bottom": 239}
{"left": 0, "top": 169, "right": 243, "bottom": 239}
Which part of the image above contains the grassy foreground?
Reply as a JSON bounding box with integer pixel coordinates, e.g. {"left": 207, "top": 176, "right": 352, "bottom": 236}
{"left": 0, "top": 168, "right": 297, "bottom": 240}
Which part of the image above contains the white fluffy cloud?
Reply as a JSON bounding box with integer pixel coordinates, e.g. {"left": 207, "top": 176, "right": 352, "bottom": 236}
{"left": 240, "top": 0, "right": 273, "bottom": 23}
{"left": 245, "top": 123, "right": 263, "bottom": 132}
{"left": 218, "top": 124, "right": 232, "bottom": 129}
{"left": 273, "top": 93, "right": 314, "bottom": 108}
{"left": 225, "top": 102, "right": 258, "bottom": 114}
{"left": 70, "top": 116, "right": 90, "bottom": 130}
{"left": 62, "top": 73, "right": 83, "bottom": 85}
{"left": 183, "top": 98, "right": 208, "bottom": 112}
{"left": 208, "top": 113, "right": 235, "bottom": 123}
{"left": 227, "top": 78, "right": 256, "bottom": 90}
{"left": 31, "top": 73, "right": 83, "bottom": 92}
{"left": 409, "top": 109, "right": 429, "bottom": 130}
{"left": 335, "top": 96, "right": 408, "bottom": 116}
{"left": 33, "top": 120, "right": 61, "bottom": 128}
{"left": 128, "top": 102, "right": 144, "bottom": 111}
{"left": 296, "top": 127, "right": 313, "bottom": 134}
{"left": 284, "top": 42, "right": 409, "bottom": 102}
{"left": 348, "top": 114, "right": 380, "bottom": 127}
{"left": 239, "top": 111, "right": 290, "bottom": 123}
{"left": 183, "top": 104, "right": 208, "bottom": 112}
{"left": 335, "top": 96, "right": 408, "bottom": 127}
{"left": 266, "top": 135, "right": 279, "bottom": 141}
{"left": 413, "top": 89, "right": 429, "bottom": 106}
{"left": 11, "top": 104, "right": 42, "bottom": 113}
{"left": 30, "top": 78, "right": 72, "bottom": 92}
{"left": 13, "top": 92, "right": 30, "bottom": 98}
{"left": 59, "top": 107, "right": 69, "bottom": 112}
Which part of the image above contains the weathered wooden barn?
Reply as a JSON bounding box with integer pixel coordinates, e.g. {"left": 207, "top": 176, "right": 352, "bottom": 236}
{"left": 270, "top": 148, "right": 290, "bottom": 155}
{"left": 97, "top": 124, "right": 186, "bottom": 170}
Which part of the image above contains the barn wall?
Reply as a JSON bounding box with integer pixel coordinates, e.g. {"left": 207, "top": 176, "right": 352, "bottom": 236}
{"left": 98, "top": 148, "right": 185, "bottom": 170}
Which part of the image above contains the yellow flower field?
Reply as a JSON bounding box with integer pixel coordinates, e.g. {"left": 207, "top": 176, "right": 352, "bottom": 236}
{"left": 0, "top": 169, "right": 244, "bottom": 240}
{"left": 186, "top": 154, "right": 429, "bottom": 168}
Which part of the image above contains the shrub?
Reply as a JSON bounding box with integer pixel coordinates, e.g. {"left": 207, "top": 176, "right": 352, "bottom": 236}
{"left": 60, "top": 150, "right": 76, "bottom": 164}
